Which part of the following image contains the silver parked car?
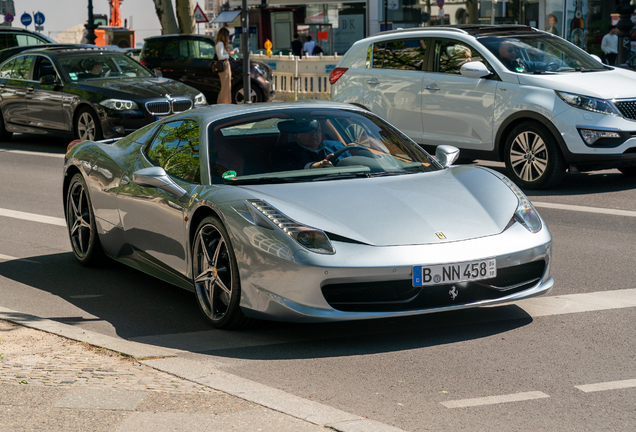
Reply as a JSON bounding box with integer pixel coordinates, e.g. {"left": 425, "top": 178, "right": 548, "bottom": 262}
{"left": 63, "top": 101, "right": 553, "bottom": 328}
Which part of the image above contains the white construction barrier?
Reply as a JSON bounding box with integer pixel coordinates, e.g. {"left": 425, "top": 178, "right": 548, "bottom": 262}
{"left": 251, "top": 53, "right": 342, "bottom": 101}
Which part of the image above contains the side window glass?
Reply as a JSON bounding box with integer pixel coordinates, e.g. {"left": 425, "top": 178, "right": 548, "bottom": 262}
{"left": 197, "top": 40, "right": 216, "bottom": 59}
{"left": 0, "top": 34, "right": 16, "bottom": 50}
{"left": 13, "top": 55, "right": 34, "bottom": 80}
{"left": 163, "top": 40, "right": 179, "bottom": 61}
{"left": 0, "top": 59, "right": 16, "bottom": 78}
{"left": 34, "top": 57, "right": 58, "bottom": 81}
{"left": 372, "top": 43, "right": 386, "bottom": 68}
{"left": 179, "top": 40, "right": 198, "bottom": 59}
{"left": 383, "top": 39, "right": 427, "bottom": 70}
{"left": 17, "top": 35, "right": 44, "bottom": 46}
{"left": 435, "top": 40, "right": 487, "bottom": 75}
{"left": 146, "top": 120, "right": 201, "bottom": 184}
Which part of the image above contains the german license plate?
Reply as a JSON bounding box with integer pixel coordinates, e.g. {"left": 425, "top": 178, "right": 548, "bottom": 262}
{"left": 413, "top": 259, "right": 496, "bottom": 287}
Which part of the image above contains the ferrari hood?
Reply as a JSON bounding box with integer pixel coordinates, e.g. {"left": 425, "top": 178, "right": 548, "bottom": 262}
{"left": 241, "top": 166, "right": 520, "bottom": 246}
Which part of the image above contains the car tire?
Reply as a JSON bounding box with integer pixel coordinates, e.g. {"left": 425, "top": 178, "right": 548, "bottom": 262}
{"left": 232, "top": 83, "right": 263, "bottom": 104}
{"left": 619, "top": 165, "right": 636, "bottom": 176}
{"left": 0, "top": 111, "right": 13, "bottom": 141}
{"left": 504, "top": 121, "right": 565, "bottom": 189}
{"left": 192, "top": 216, "right": 251, "bottom": 329}
{"left": 66, "top": 173, "right": 106, "bottom": 266}
{"left": 75, "top": 107, "right": 103, "bottom": 141}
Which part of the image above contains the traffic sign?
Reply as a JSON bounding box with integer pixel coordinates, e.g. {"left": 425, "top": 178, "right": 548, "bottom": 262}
{"left": 4, "top": 13, "right": 13, "bottom": 23}
{"left": 388, "top": 0, "right": 399, "bottom": 10}
{"left": 20, "top": 13, "right": 32, "bottom": 27}
{"left": 437, "top": 0, "right": 444, "bottom": 8}
{"left": 422, "top": 12, "right": 429, "bottom": 23}
{"left": 193, "top": 4, "right": 208, "bottom": 23}
{"left": 34, "top": 12, "right": 45, "bottom": 25}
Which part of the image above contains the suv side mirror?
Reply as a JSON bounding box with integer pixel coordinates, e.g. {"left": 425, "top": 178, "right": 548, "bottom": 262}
{"left": 435, "top": 145, "right": 460, "bottom": 168}
{"left": 152, "top": 68, "right": 163, "bottom": 78}
{"left": 39, "top": 74, "right": 59, "bottom": 85}
{"left": 460, "top": 61, "right": 492, "bottom": 79}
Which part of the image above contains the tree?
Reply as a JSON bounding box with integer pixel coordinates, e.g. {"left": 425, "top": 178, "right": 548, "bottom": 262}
{"left": 153, "top": 0, "right": 179, "bottom": 35}
{"left": 465, "top": 0, "right": 478, "bottom": 24}
{"left": 176, "top": 0, "right": 195, "bottom": 35}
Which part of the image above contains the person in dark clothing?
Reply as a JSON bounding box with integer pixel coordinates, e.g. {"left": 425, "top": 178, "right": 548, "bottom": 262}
{"left": 271, "top": 119, "right": 350, "bottom": 171}
{"left": 291, "top": 33, "right": 303, "bottom": 58}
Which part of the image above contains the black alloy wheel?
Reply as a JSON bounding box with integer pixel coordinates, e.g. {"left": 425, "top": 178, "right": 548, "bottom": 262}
{"left": 66, "top": 173, "right": 105, "bottom": 266}
{"left": 232, "top": 83, "right": 264, "bottom": 104}
{"left": 504, "top": 121, "right": 565, "bottom": 189}
{"left": 192, "top": 216, "right": 250, "bottom": 329}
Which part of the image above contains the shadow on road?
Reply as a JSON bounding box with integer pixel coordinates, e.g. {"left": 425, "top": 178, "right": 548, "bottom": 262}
{"left": 0, "top": 251, "right": 534, "bottom": 360}
{"left": 0, "top": 135, "right": 72, "bottom": 155}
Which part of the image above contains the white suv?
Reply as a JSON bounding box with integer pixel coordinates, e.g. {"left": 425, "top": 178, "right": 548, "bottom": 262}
{"left": 330, "top": 25, "right": 636, "bottom": 189}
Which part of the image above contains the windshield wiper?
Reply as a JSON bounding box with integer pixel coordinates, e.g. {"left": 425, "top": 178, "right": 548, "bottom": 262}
{"left": 225, "top": 176, "right": 302, "bottom": 185}
{"left": 311, "top": 172, "right": 370, "bottom": 182}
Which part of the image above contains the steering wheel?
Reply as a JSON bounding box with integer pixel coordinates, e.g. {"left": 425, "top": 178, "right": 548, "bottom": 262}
{"left": 330, "top": 145, "right": 374, "bottom": 166}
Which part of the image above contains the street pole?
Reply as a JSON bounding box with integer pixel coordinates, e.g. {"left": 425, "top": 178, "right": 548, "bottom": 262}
{"left": 241, "top": 0, "right": 251, "bottom": 103}
{"left": 491, "top": 0, "right": 497, "bottom": 25}
{"left": 616, "top": 0, "right": 635, "bottom": 65}
{"left": 384, "top": 0, "right": 387, "bottom": 31}
{"left": 85, "top": 0, "right": 98, "bottom": 45}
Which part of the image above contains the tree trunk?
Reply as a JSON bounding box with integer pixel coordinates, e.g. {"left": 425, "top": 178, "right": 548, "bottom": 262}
{"left": 176, "top": 0, "right": 195, "bottom": 35}
{"left": 153, "top": 0, "right": 179, "bottom": 35}
{"left": 466, "top": 0, "right": 479, "bottom": 24}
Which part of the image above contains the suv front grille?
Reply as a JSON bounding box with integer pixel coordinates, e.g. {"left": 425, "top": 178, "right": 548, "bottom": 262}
{"left": 614, "top": 100, "right": 636, "bottom": 120}
{"left": 145, "top": 99, "right": 193, "bottom": 116}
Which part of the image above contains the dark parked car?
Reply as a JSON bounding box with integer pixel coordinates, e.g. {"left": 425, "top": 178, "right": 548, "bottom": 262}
{"left": 0, "top": 27, "right": 55, "bottom": 50}
{"left": 140, "top": 34, "right": 275, "bottom": 104}
{"left": 0, "top": 46, "right": 207, "bottom": 141}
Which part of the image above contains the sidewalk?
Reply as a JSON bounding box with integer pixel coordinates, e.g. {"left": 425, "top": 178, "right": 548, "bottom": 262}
{"left": 0, "top": 319, "right": 326, "bottom": 432}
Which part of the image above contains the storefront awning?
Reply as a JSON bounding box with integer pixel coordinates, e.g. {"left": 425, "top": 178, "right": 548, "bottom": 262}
{"left": 213, "top": 11, "right": 241, "bottom": 23}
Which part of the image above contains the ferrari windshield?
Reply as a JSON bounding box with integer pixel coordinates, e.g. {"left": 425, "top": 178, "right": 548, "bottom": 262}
{"left": 208, "top": 108, "right": 439, "bottom": 184}
{"left": 479, "top": 34, "right": 606, "bottom": 74}
{"left": 58, "top": 53, "right": 153, "bottom": 82}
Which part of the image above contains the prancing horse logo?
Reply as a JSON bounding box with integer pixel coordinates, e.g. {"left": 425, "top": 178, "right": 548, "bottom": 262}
{"left": 449, "top": 286, "right": 458, "bottom": 300}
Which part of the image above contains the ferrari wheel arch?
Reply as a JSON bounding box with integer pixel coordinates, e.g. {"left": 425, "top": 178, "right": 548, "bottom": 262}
{"left": 62, "top": 165, "right": 83, "bottom": 218}
{"left": 188, "top": 206, "right": 222, "bottom": 257}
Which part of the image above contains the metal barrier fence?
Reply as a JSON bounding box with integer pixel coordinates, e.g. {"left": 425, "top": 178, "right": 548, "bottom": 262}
{"left": 251, "top": 53, "right": 342, "bottom": 101}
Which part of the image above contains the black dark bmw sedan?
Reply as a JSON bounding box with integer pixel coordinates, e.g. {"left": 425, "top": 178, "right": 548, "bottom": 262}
{"left": 0, "top": 46, "right": 207, "bottom": 141}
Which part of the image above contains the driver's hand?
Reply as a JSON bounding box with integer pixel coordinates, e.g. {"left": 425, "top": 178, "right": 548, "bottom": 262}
{"left": 310, "top": 154, "right": 334, "bottom": 169}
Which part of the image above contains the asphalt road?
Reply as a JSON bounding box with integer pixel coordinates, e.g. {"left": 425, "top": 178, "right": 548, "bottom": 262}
{"left": 1, "top": 135, "right": 635, "bottom": 431}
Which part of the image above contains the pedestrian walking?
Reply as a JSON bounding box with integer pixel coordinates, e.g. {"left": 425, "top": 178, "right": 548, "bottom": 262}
{"left": 215, "top": 27, "right": 238, "bottom": 104}
{"left": 303, "top": 36, "right": 316, "bottom": 57}
{"left": 601, "top": 25, "right": 619, "bottom": 65}
{"left": 291, "top": 33, "right": 302, "bottom": 57}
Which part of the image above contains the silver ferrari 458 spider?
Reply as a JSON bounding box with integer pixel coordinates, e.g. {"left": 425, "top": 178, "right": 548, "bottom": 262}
{"left": 63, "top": 101, "right": 554, "bottom": 328}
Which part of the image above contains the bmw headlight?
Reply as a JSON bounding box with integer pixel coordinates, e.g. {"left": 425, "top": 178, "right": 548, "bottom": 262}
{"left": 501, "top": 177, "right": 542, "bottom": 233}
{"left": 249, "top": 200, "right": 335, "bottom": 254}
{"left": 99, "top": 99, "right": 139, "bottom": 110}
{"left": 556, "top": 91, "right": 620, "bottom": 117}
{"left": 194, "top": 92, "right": 207, "bottom": 106}
{"left": 253, "top": 63, "right": 267, "bottom": 78}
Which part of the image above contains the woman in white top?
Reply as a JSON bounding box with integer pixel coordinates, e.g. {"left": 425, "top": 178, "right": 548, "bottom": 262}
{"left": 215, "top": 27, "right": 238, "bottom": 104}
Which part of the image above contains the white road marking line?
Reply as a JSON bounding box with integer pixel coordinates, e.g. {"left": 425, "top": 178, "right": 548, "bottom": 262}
{"left": 533, "top": 201, "right": 636, "bottom": 218}
{"left": 0, "top": 208, "right": 66, "bottom": 227}
{"left": 0, "top": 253, "right": 39, "bottom": 263}
{"left": 0, "top": 148, "right": 65, "bottom": 158}
{"left": 441, "top": 391, "right": 549, "bottom": 408}
{"left": 511, "top": 288, "right": 636, "bottom": 317}
{"left": 575, "top": 379, "right": 636, "bottom": 393}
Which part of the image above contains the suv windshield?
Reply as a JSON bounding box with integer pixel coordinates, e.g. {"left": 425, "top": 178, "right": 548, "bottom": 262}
{"left": 479, "top": 34, "right": 605, "bottom": 74}
{"left": 208, "top": 108, "right": 439, "bottom": 184}
{"left": 58, "top": 53, "right": 152, "bottom": 81}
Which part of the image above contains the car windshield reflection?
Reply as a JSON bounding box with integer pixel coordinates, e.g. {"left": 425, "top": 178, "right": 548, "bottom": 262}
{"left": 207, "top": 108, "right": 440, "bottom": 185}
{"left": 58, "top": 53, "right": 153, "bottom": 82}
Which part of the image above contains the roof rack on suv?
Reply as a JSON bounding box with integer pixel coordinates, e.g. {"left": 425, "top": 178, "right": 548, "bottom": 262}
{"left": 375, "top": 24, "right": 538, "bottom": 38}
{"left": 376, "top": 27, "right": 468, "bottom": 37}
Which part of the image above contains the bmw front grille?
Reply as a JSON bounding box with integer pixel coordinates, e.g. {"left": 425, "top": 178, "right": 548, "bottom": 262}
{"left": 145, "top": 99, "right": 193, "bottom": 116}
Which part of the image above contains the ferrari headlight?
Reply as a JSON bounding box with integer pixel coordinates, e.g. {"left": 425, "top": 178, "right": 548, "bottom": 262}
{"left": 556, "top": 91, "right": 620, "bottom": 117}
{"left": 194, "top": 92, "right": 207, "bottom": 106}
{"left": 99, "top": 99, "right": 139, "bottom": 110}
{"left": 249, "top": 200, "right": 335, "bottom": 254}
{"left": 501, "top": 177, "right": 542, "bottom": 233}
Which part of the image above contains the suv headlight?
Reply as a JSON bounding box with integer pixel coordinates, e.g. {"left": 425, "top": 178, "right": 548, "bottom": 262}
{"left": 253, "top": 63, "right": 267, "bottom": 78}
{"left": 556, "top": 91, "right": 620, "bottom": 117}
{"left": 249, "top": 200, "right": 335, "bottom": 254}
{"left": 194, "top": 92, "right": 207, "bottom": 106}
{"left": 501, "top": 177, "right": 542, "bottom": 233}
{"left": 100, "top": 99, "right": 139, "bottom": 110}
